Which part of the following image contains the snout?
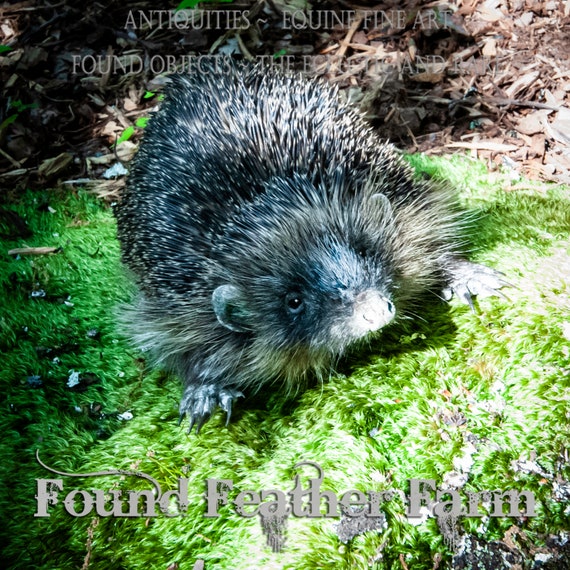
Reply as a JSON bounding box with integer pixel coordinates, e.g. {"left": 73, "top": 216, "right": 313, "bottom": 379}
{"left": 351, "top": 290, "right": 395, "bottom": 335}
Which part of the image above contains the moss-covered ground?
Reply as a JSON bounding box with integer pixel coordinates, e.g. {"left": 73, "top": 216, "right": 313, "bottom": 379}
{"left": 1, "top": 156, "right": 569, "bottom": 569}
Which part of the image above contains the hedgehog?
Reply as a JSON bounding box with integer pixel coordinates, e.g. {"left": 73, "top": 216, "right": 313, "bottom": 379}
{"left": 115, "top": 65, "right": 506, "bottom": 433}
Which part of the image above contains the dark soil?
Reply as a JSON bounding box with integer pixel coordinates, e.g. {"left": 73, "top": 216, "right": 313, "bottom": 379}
{"left": 1, "top": 1, "right": 568, "bottom": 194}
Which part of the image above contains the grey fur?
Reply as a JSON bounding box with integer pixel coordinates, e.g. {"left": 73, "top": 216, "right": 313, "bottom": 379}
{"left": 115, "top": 66, "right": 505, "bottom": 432}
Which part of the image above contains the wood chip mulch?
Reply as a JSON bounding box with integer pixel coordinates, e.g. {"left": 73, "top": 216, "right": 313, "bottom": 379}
{"left": 1, "top": 0, "right": 569, "bottom": 202}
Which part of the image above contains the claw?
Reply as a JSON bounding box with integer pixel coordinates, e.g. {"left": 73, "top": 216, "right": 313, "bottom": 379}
{"left": 442, "top": 259, "right": 510, "bottom": 309}
{"left": 179, "top": 383, "right": 243, "bottom": 433}
{"left": 187, "top": 415, "right": 196, "bottom": 435}
{"left": 189, "top": 413, "right": 208, "bottom": 435}
{"left": 218, "top": 388, "right": 244, "bottom": 426}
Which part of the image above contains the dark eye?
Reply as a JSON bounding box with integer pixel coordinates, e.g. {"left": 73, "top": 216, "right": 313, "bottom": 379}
{"left": 285, "top": 292, "right": 304, "bottom": 314}
{"left": 355, "top": 243, "right": 369, "bottom": 258}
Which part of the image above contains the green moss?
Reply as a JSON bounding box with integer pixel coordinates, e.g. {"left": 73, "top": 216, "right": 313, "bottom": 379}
{"left": 1, "top": 156, "right": 569, "bottom": 569}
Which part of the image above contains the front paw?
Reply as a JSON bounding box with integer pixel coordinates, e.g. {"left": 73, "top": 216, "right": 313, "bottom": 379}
{"left": 179, "top": 384, "right": 244, "bottom": 434}
{"left": 441, "top": 259, "right": 510, "bottom": 310}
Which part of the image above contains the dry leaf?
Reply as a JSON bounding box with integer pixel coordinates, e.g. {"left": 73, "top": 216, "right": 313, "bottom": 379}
{"left": 8, "top": 247, "right": 61, "bottom": 256}
{"left": 548, "top": 107, "right": 570, "bottom": 145}
{"left": 37, "top": 153, "right": 73, "bottom": 179}
{"left": 528, "top": 135, "right": 546, "bottom": 157}
{"left": 409, "top": 72, "right": 444, "bottom": 83}
{"left": 505, "top": 70, "right": 540, "bottom": 99}
{"left": 446, "top": 141, "right": 520, "bottom": 151}
{"left": 477, "top": 4, "right": 505, "bottom": 22}
{"left": 516, "top": 110, "right": 551, "bottom": 135}
{"left": 482, "top": 38, "right": 497, "bottom": 57}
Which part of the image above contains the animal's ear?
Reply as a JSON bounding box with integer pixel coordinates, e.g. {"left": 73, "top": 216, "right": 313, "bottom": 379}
{"left": 370, "top": 192, "right": 393, "bottom": 216}
{"left": 212, "top": 285, "right": 251, "bottom": 332}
